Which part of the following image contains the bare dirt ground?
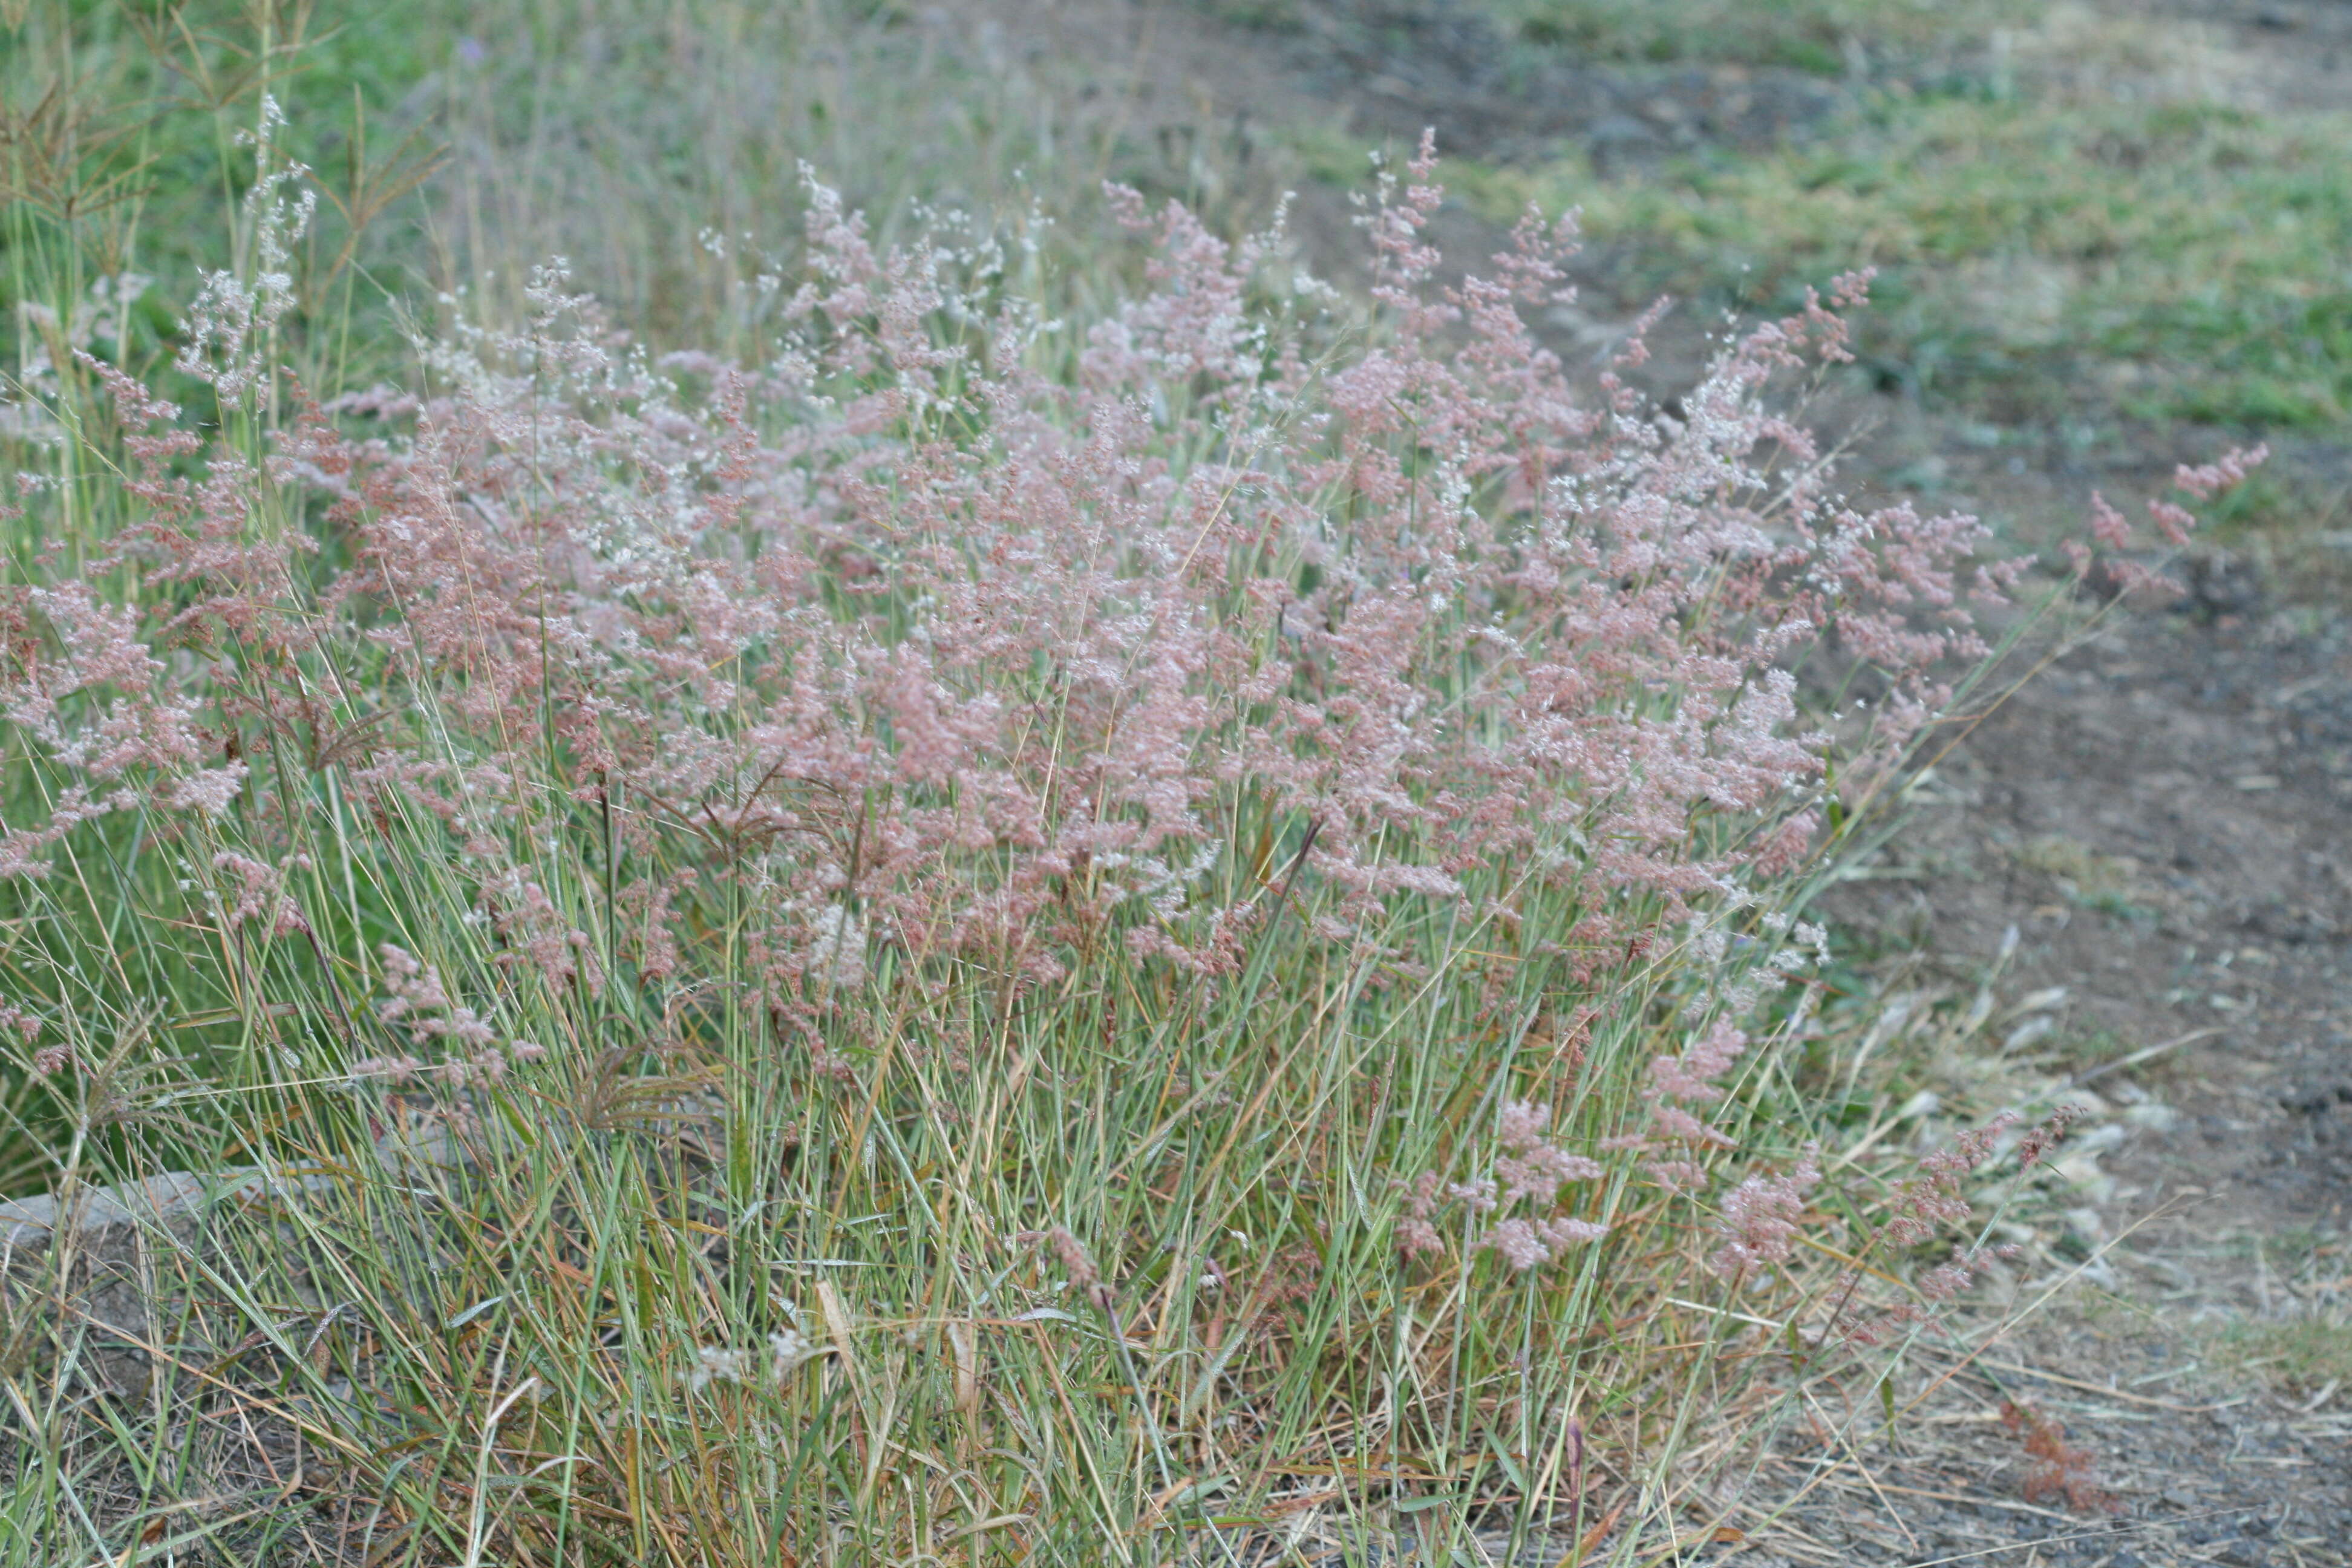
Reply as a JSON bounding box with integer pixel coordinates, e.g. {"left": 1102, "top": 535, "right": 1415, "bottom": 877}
{"left": 1785, "top": 600, "right": 2352, "bottom": 1567}
{"left": 956, "top": 1, "right": 2352, "bottom": 1560}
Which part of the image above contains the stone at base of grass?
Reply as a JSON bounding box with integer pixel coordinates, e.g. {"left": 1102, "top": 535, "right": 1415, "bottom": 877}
{"left": 0, "top": 1105, "right": 477, "bottom": 1393}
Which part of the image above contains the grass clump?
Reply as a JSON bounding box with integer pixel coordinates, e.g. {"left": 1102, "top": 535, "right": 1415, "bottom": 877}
{"left": 0, "top": 7, "right": 2265, "bottom": 1566}
{"left": 2218, "top": 1315, "right": 2352, "bottom": 1399}
{"left": 2012, "top": 836, "right": 2160, "bottom": 927}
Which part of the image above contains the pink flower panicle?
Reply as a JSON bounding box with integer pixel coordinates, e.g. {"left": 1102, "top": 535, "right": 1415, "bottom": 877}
{"left": 1917, "top": 1242, "right": 2017, "bottom": 1302}
{"left": 1638, "top": 1018, "right": 1748, "bottom": 1151}
{"left": 2171, "top": 445, "right": 2267, "bottom": 502}
{"left": 364, "top": 944, "right": 532, "bottom": 1087}
{"left": 1824, "top": 1113, "right": 2051, "bottom": 1344}
{"left": 212, "top": 852, "right": 310, "bottom": 937}
{"left": 1021, "top": 1225, "right": 1113, "bottom": 1311}
{"left": 2015, "top": 1103, "right": 2086, "bottom": 1169}
{"left": 1482, "top": 1215, "right": 1609, "bottom": 1272}
{"left": 1403, "top": 1099, "right": 1609, "bottom": 1272}
{"left": 1495, "top": 1099, "right": 1606, "bottom": 1206}
{"left": 2065, "top": 444, "right": 2265, "bottom": 589}
{"left": 1878, "top": 1112, "right": 2013, "bottom": 1249}
{"left": 1708, "top": 1143, "right": 1820, "bottom": 1282}
{"left": 1396, "top": 1171, "right": 1448, "bottom": 1259}
{"left": 10, "top": 153, "right": 2066, "bottom": 1009}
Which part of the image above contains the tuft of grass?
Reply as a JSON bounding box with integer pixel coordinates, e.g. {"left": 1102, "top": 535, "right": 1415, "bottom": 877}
{"left": 2216, "top": 1316, "right": 2352, "bottom": 1397}
{"left": 0, "top": 4, "right": 2260, "bottom": 1564}
{"left": 2012, "top": 837, "right": 2160, "bottom": 927}
{"left": 0, "top": 33, "right": 1985, "bottom": 1563}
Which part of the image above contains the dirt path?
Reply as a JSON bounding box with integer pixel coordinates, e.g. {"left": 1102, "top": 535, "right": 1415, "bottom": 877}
{"left": 1800, "top": 599, "right": 2352, "bottom": 1566}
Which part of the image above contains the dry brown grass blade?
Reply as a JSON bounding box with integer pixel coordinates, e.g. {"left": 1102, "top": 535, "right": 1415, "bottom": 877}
{"left": 1568, "top": 1500, "right": 1623, "bottom": 1566}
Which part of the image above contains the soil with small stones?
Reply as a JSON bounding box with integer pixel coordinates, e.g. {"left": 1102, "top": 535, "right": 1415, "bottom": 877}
{"left": 962, "top": 1, "right": 2352, "bottom": 1560}
{"left": 1794, "top": 598, "right": 2352, "bottom": 1567}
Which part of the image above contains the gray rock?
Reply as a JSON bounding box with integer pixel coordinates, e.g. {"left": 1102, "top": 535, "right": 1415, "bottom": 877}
{"left": 0, "top": 1102, "right": 477, "bottom": 1390}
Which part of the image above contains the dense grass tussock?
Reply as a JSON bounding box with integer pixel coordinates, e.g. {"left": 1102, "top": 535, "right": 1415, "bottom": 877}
{"left": 0, "top": 64, "right": 2261, "bottom": 1566}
